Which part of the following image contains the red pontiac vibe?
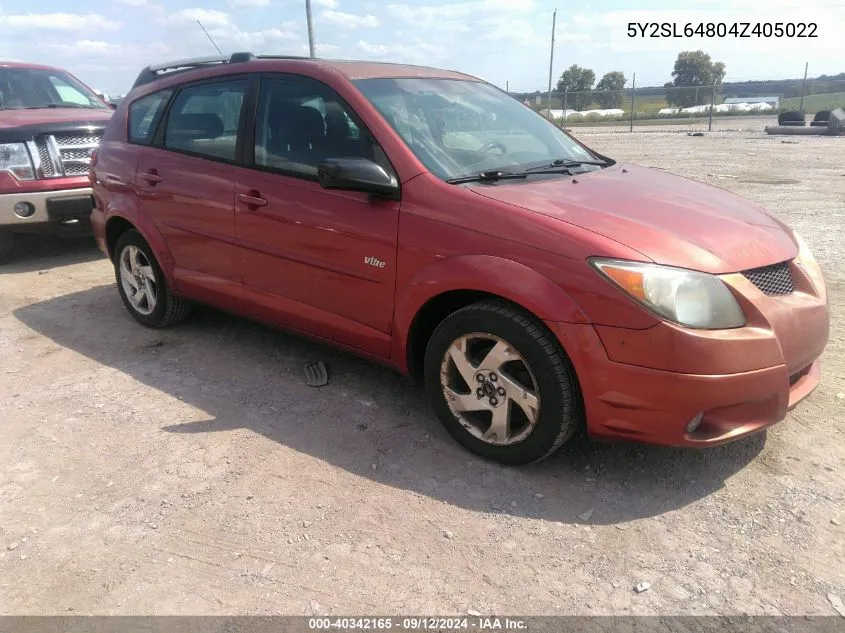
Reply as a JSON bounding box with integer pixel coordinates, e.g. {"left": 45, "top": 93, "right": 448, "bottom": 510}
{"left": 90, "top": 53, "right": 829, "bottom": 465}
{"left": 1, "top": 61, "right": 113, "bottom": 261}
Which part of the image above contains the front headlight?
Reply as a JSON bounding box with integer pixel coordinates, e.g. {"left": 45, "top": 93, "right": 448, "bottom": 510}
{"left": 0, "top": 143, "right": 35, "bottom": 180}
{"left": 591, "top": 258, "right": 746, "bottom": 329}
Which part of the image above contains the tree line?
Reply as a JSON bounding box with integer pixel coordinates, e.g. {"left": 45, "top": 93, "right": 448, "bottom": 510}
{"left": 548, "top": 51, "right": 727, "bottom": 110}
{"left": 516, "top": 51, "right": 844, "bottom": 112}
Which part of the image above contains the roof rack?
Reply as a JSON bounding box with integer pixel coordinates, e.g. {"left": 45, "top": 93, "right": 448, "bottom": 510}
{"left": 131, "top": 51, "right": 259, "bottom": 89}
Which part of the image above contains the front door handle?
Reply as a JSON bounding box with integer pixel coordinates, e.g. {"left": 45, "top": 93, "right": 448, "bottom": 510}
{"left": 141, "top": 170, "right": 163, "bottom": 185}
{"left": 237, "top": 191, "right": 268, "bottom": 210}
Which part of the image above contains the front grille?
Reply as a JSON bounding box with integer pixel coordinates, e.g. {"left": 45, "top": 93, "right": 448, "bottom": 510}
{"left": 33, "top": 131, "right": 102, "bottom": 178}
{"left": 35, "top": 141, "right": 55, "bottom": 176}
{"left": 742, "top": 261, "right": 795, "bottom": 296}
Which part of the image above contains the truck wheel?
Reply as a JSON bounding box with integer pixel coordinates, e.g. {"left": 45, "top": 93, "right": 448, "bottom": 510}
{"left": 424, "top": 300, "right": 583, "bottom": 465}
{"left": 113, "top": 230, "right": 190, "bottom": 328}
{"left": 0, "top": 232, "right": 14, "bottom": 264}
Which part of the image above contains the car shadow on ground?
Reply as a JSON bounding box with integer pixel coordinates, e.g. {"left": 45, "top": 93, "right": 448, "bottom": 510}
{"left": 14, "top": 285, "right": 766, "bottom": 526}
{"left": 0, "top": 235, "right": 103, "bottom": 274}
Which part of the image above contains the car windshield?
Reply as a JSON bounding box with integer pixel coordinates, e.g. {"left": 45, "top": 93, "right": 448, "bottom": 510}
{"left": 353, "top": 77, "right": 603, "bottom": 181}
{"left": 0, "top": 66, "right": 109, "bottom": 110}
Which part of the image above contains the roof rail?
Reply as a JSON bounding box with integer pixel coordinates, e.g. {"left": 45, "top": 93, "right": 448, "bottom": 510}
{"left": 255, "top": 55, "right": 313, "bottom": 60}
{"left": 131, "top": 52, "right": 257, "bottom": 89}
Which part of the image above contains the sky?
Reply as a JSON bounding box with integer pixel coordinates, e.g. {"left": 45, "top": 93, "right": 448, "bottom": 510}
{"left": 1, "top": 0, "right": 844, "bottom": 96}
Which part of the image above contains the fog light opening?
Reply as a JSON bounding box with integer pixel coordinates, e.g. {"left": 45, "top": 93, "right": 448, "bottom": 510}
{"left": 686, "top": 412, "right": 704, "bottom": 434}
{"left": 13, "top": 201, "right": 35, "bottom": 218}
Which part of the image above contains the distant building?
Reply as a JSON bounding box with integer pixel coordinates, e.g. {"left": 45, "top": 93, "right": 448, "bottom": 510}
{"left": 723, "top": 96, "right": 780, "bottom": 108}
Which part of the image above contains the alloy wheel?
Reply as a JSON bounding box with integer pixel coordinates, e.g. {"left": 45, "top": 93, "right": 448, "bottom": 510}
{"left": 439, "top": 333, "right": 540, "bottom": 446}
{"left": 119, "top": 244, "right": 158, "bottom": 316}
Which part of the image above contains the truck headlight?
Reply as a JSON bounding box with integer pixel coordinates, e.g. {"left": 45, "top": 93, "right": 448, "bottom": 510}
{"left": 591, "top": 258, "right": 746, "bottom": 329}
{"left": 0, "top": 143, "right": 35, "bottom": 180}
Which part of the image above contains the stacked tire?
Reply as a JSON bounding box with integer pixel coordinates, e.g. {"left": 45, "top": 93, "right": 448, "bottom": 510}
{"left": 778, "top": 111, "right": 805, "bottom": 127}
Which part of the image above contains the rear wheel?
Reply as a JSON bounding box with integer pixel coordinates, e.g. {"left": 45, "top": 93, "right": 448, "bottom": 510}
{"left": 113, "top": 230, "right": 190, "bottom": 328}
{"left": 424, "top": 300, "right": 582, "bottom": 465}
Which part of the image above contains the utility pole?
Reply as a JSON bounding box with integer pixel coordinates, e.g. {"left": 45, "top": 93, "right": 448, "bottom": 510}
{"left": 799, "top": 62, "right": 808, "bottom": 113}
{"left": 546, "top": 9, "right": 556, "bottom": 120}
{"left": 506, "top": 80, "right": 509, "bottom": 93}
{"left": 306, "top": 0, "right": 316, "bottom": 58}
{"left": 629, "top": 73, "right": 635, "bottom": 132}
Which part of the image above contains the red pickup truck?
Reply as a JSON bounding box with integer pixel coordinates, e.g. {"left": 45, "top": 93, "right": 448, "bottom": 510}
{"left": 0, "top": 61, "right": 113, "bottom": 262}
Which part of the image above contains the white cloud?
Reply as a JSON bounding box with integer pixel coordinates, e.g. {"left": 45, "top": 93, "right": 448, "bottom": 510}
{"left": 205, "top": 24, "right": 300, "bottom": 49}
{"left": 296, "top": 42, "right": 341, "bottom": 55}
{"left": 45, "top": 40, "right": 170, "bottom": 59}
{"left": 387, "top": 0, "right": 534, "bottom": 28}
{"left": 356, "top": 39, "right": 446, "bottom": 64}
{"left": 572, "top": 14, "right": 592, "bottom": 28}
{"left": 357, "top": 41, "right": 391, "bottom": 55}
{"left": 321, "top": 10, "right": 379, "bottom": 28}
{"left": 228, "top": 0, "right": 270, "bottom": 7}
{"left": 0, "top": 12, "right": 122, "bottom": 31}
{"left": 313, "top": 0, "right": 339, "bottom": 7}
{"left": 166, "top": 8, "right": 231, "bottom": 27}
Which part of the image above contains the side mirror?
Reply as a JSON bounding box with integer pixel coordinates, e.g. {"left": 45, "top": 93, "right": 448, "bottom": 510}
{"left": 108, "top": 102, "right": 118, "bottom": 110}
{"left": 317, "top": 158, "right": 399, "bottom": 200}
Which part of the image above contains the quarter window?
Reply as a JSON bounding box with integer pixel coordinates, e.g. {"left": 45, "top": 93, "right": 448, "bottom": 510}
{"left": 164, "top": 80, "right": 247, "bottom": 161}
{"left": 254, "top": 77, "right": 388, "bottom": 178}
{"left": 128, "top": 89, "right": 172, "bottom": 145}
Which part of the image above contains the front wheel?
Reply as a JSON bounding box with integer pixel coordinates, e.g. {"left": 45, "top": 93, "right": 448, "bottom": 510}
{"left": 113, "top": 230, "right": 190, "bottom": 328}
{"left": 424, "top": 300, "right": 583, "bottom": 465}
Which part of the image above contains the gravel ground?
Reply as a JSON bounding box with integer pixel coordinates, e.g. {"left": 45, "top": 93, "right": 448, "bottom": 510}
{"left": 1, "top": 125, "right": 843, "bottom": 616}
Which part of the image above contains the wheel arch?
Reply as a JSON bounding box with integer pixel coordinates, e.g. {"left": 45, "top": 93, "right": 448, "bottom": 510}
{"left": 103, "top": 208, "right": 174, "bottom": 286}
{"left": 394, "top": 254, "right": 589, "bottom": 380}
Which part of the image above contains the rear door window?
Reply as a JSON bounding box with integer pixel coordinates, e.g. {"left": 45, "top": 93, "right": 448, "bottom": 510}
{"left": 163, "top": 79, "right": 248, "bottom": 161}
{"left": 128, "top": 89, "right": 173, "bottom": 145}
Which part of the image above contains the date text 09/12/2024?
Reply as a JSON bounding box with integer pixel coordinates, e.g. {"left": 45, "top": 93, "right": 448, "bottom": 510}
{"left": 627, "top": 22, "right": 818, "bottom": 38}
{"left": 308, "top": 617, "right": 527, "bottom": 630}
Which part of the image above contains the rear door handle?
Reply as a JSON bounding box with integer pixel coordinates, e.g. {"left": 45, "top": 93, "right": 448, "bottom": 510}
{"left": 141, "top": 170, "right": 162, "bottom": 185}
{"left": 237, "top": 192, "right": 268, "bottom": 209}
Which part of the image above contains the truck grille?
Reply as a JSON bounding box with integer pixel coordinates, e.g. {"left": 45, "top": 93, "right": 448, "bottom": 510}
{"left": 742, "top": 261, "right": 795, "bottom": 296}
{"left": 33, "top": 132, "right": 103, "bottom": 178}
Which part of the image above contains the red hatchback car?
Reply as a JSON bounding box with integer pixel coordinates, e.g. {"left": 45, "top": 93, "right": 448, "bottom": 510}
{"left": 90, "top": 53, "right": 829, "bottom": 465}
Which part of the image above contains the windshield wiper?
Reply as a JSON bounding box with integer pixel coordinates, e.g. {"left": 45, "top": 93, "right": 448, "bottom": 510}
{"left": 524, "top": 158, "right": 607, "bottom": 173}
{"left": 446, "top": 170, "right": 528, "bottom": 185}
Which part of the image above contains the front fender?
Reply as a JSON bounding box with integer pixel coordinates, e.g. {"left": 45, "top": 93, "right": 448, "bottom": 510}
{"left": 392, "top": 254, "right": 590, "bottom": 370}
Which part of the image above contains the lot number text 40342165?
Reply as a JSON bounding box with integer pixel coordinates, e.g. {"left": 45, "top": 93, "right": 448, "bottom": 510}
{"left": 627, "top": 22, "right": 818, "bottom": 38}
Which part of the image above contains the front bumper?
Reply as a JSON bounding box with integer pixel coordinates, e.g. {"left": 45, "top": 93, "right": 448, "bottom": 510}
{"left": 548, "top": 259, "right": 829, "bottom": 447}
{"left": 1, "top": 187, "right": 95, "bottom": 235}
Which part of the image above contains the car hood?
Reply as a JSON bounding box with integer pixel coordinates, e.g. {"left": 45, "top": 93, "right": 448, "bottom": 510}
{"left": 468, "top": 163, "right": 797, "bottom": 274}
{"left": 0, "top": 107, "right": 112, "bottom": 129}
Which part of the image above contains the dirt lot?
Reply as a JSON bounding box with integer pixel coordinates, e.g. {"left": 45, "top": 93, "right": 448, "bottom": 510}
{"left": 1, "top": 127, "right": 843, "bottom": 616}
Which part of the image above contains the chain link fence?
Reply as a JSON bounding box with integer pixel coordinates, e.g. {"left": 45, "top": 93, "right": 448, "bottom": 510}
{"left": 514, "top": 79, "right": 845, "bottom": 131}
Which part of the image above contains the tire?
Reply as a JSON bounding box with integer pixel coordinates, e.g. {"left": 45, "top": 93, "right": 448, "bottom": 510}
{"left": 0, "top": 232, "right": 13, "bottom": 264}
{"left": 424, "top": 300, "right": 583, "bottom": 465}
{"left": 113, "top": 229, "right": 190, "bottom": 328}
{"left": 778, "top": 110, "right": 805, "bottom": 126}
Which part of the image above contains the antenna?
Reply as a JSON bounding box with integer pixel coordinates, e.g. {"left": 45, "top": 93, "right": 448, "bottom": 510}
{"left": 197, "top": 20, "right": 223, "bottom": 56}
